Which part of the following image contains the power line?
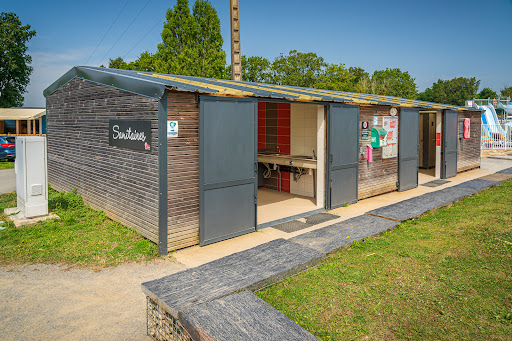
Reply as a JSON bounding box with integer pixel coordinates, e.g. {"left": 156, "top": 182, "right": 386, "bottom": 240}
{"left": 85, "top": 0, "right": 129, "bottom": 65}
{"left": 97, "top": 0, "right": 153, "bottom": 67}
{"left": 122, "top": 16, "right": 165, "bottom": 59}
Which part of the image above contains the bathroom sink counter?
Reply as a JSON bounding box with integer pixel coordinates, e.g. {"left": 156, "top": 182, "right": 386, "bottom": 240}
{"left": 257, "top": 153, "right": 317, "bottom": 169}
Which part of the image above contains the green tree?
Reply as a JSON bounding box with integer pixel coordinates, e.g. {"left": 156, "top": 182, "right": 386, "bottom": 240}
{"left": 417, "top": 87, "right": 435, "bottom": 102}
{"left": 0, "top": 12, "right": 36, "bottom": 107}
{"left": 354, "top": 74, "right": 387, "bottom": 96}
{"left": 500, "top": 86, "right": 512, "bottom": 99}
{"left": 314, "top": 63, "right": 355, "bottom": 91}
{"left": 108, "top": 51, "right": 155, "bottom": 72}
{"left": 372, "top": 68, "right": 417, "bottom": 99}
{"left": 155, "top": 0, "right": 197, "bottom": 75}
{"left": 109, "top": 57, "right": 129, "bottom": 69}
{"left": 418, "top": 77, "right": 480, "bottom": 106}
{"left": 478, "top": 87, "right": 498, "bottom": 99}
{"left": 271, "top": 50, "right": 326, "bottom": 88}
{"left": 192, "top": 0, "right": 225, "bottom": 78}
{"left": 155, "top": 0, "right": 225, "bottom": 77}
{"left": 241, "top": 55, "right": 271, "bottom": 83}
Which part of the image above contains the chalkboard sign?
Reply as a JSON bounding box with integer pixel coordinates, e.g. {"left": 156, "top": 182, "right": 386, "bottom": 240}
{"left": 109, "top": 120, "right": 152, "bottom": 152}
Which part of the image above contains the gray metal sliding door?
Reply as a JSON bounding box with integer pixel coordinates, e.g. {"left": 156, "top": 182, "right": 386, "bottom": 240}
{"left": 398, "top": 108, "right": 419, "bottom": 191}
{"left": 199, "top": 97, "right": 257, "bottom": 245}
{"left": 327, "top": 104, "right": 359, "bottom": 209}
{"left": 442, "top": 110, "right": 458, "bottom": 179}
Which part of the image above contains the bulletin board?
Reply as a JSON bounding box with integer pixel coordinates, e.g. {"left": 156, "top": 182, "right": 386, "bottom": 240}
{"left": 382, "top": 116, "right": 398, "bottom": 159}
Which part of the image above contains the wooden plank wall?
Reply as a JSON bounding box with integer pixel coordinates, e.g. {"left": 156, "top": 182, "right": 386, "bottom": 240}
{"left": 457, "top": 111, "right": 481, "bottom": 172}
{"left": 358, "top": 105, "right": 398, "bottom": 199}
{"left": 167, "top": 91, "right": 200, "bottom": 251}
{"left": 46, "top": 78, "right": 160, "bottom": 243}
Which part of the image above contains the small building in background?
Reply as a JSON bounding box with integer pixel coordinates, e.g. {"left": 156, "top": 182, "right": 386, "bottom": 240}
{"left": 0, "top": 107, "right": 47, "bottom": 135}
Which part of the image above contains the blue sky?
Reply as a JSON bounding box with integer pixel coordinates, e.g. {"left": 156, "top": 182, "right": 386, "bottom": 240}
{"left": 4, "top": 0, "right": 512, "bottom": 107}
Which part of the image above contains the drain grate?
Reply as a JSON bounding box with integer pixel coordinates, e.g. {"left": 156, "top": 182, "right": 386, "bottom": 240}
{"left": 421, "top": 179, "right": 450, "bottom": 187}
{"left": 272, "top": 213, "right": 339, "bottom": 233}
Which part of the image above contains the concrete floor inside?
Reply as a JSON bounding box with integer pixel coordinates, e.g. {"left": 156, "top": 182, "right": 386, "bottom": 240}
{"left": 418, "top": 167, "right": 437, "bottom": 184}
{"left": 257, "top": 188, "right": 317, "bottom": 225}
{"left": 173, "top": 158, "right": 512, "bottom": 268}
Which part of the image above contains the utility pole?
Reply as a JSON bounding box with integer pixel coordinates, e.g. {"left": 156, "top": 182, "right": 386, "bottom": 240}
{"left": 230, "top": 0, "right": 241, "bottom": 81}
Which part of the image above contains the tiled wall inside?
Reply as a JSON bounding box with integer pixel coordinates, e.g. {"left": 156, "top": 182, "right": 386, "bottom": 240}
{"left": 290, "top": 103, "right": 318, "bottom": 197}
{"left": 258, "top": 102, "right": 291, "bottom": 192}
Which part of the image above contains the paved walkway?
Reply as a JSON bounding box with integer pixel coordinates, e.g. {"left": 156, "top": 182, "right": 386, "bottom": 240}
{"left": 173, "top": 158, "right": 512, "bottom": 268}
{"left": 0, "top": 168, "right": 15, "bottom": 194}
{"left": 143, "top": 158, "right": 512, "bottom": 340}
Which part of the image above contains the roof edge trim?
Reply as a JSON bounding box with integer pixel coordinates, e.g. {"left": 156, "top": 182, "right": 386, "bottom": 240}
{"left": 43, "top": 66, "right": 166, "bottom": 99}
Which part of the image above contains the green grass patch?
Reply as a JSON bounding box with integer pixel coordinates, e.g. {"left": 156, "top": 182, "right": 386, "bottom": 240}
{"left": 257, "top": 181, "right": 512, "bottom": 340}
{"left": 0, "top": 160, "right": 14, "bottom": 169}
{"left": 0, "top": 188, "right": 159, "bottom": 268}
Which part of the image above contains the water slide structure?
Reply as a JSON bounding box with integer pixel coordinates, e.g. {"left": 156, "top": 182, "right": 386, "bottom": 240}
{"left": 470, "top": 98, "right": 512, "bottom": 148}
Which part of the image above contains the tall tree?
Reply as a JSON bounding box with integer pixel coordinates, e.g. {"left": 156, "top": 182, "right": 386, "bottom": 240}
{"left": 500, "top": 86, "right": 512, "bottom": 99}
{"left": 155, "top": 0, "right": 197, "bottom": 75}
{"left": 0, "top": 12, "right": 36, "bottom": 107}
{"left": 241, "top": 55, "right": 271, "bottom": 83}
{"left": 271, "top": 50, "right": 326, "bottom": 88}
{"left": 478, "top": 87, "right": 498, "bottom": 99}
{"left": 418, "top": 77, "right": 480, "bottom": 106}
{"left": 154, "top": 0, "right": 225, "bottom": 77}
{"left": 314, "top": 63, "right": 355, "bottom": 92}
{"left": 372, "top": 68, "right": 417, "bottom": 99}
{"left": 108, "top": 51, "right": 156, "bottom": 72}
{"left": 192, "top": 0, "right": 225, "bottom": 78}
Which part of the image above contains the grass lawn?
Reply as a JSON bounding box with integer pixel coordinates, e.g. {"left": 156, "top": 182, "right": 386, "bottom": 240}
{"left": 0, "top": 160, "right": 14, "bottom": 169}
{"left": 257, "top": 181, "right": 512, "bottom": 340}
{"left": 0, "top": 188, "right": 159, "bottom": 268}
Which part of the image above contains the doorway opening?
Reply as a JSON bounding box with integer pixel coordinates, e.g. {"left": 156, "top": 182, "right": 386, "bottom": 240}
{"left": 418, "top": 111, "right": 442, "bottom": 184}
{"left": 257, "top": 102, "right": 326, "bottom": 227}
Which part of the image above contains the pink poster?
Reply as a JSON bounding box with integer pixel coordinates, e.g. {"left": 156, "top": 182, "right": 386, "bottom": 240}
{"left": 464, "top": 118, "right": 470, "bottom": 139}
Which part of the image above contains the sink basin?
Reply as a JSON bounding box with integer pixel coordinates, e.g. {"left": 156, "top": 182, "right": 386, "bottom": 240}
{"left": 290, "top": 155, "right": 316, "bottom": 160}
{"left": 258, "top": 151, "right": 282, "bottom": 156}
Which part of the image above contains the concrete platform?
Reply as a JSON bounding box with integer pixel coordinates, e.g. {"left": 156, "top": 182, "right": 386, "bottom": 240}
{"left": 173, "top": 158, "right": 512, "bottom": 268}
{"left": 257, "top": 188, "right": 318, "bottom": 225}
{"left": 3, "top": 207, "right": 60, "bottom": 228}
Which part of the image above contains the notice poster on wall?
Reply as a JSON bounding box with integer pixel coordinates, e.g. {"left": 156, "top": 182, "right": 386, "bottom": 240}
{"left": 382, "top": 116, "right": 398, "bottom": 159}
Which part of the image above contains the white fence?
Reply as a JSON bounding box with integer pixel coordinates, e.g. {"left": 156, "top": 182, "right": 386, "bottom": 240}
{"left": 481, "top": 124, "right": 512, "bottom": 149}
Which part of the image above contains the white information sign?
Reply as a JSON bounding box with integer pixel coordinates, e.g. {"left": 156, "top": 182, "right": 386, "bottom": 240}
{"left": 167, "top": 121, "right": 178, "bottom": 138}
{"left": 382, "top": 116, "right": 398, "bottom": 159}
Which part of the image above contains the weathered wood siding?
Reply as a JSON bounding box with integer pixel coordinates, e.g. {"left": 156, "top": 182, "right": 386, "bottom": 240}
{"left": 358, "top": 105, "right": 399, "bottom": 199}
{"left": 167, "top": 91, "right": 200, "bottom": 250}
{"left": 457, "top": 111, "right": 481, "bottom": 172}
{"left": 46, "top": 77, "right": 160, "bottom": 242}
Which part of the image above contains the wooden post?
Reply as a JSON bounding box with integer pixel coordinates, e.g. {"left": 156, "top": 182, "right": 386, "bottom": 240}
{"left": 27, "top": 120, "right": 32, "bottom": 134}
{"left": 39, "top": 118, "right": 42, "bottom": 134}
{"left": 230, "top": 0, "right": 241, "bottom": 81}
{"left": 16, "top": 120, "right": 20, "bottom": 134}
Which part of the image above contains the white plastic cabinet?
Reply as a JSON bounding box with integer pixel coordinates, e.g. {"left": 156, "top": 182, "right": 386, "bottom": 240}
{"left": 15, "top": 136, "right": 48, "bottom": 218}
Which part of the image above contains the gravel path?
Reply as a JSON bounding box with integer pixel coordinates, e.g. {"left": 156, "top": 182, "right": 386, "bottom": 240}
{"left": 0, "top": 259, "right": 186, "bottom": 341}
{"left": 0, "top": 168, "right": 15, "bottom": 194}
